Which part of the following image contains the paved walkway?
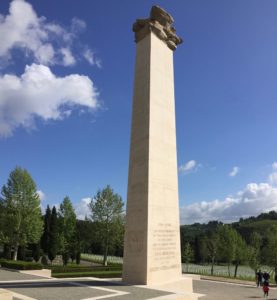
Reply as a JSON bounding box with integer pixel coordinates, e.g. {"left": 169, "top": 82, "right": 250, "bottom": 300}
{"left": 0, "top": 269, "right": 171, "bottom": 300}
{"left": 0, "top": 269, "right": 44, "bottom": 281}
{"left": 3, "top": 268, "right": 277, "bottom": 300}
{"left": 194, "top": 278, "right": 277, "bottom": 299}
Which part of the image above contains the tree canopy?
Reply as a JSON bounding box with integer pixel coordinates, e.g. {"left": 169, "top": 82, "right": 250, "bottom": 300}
{"left": 89, "top": 185, "right": 124, "bottom": 265}
{"left": 0, "top": 167, "right": 43, "bottom": 260}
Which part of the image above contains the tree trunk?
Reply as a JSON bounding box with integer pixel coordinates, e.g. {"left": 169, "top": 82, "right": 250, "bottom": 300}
{"left": 228, "top": 262, "right": 230, "bottom": 277}
{"left": 211, "top": 257, "right": 214, "bottom": 275}
{"left": 103, "top": 245, "right": 108, "bottom": 266}
{"left": 234, "top": 263, "right": 238, "bottom": 278}
{"left": 103, "top": 233, "right": 108, "bottom": 266}
{"left": 13, "top": 244, "right": 19, "bottom": 261}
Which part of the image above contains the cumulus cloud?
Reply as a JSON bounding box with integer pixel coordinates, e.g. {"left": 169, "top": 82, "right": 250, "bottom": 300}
{"left": 36, "top": 190, "right": 45, "bottom": 201}
{"left": 272, "top": 162, "right": 277, "bottom": 171}
{"left": 268, "top": 163, "right": 277, "bottom": 186}
{"left": 60, "top": 48, "right": 76, "bottom": 66}
{"left": 229, "top": 166, "right": 240, "bottom": 177}
{"left": 0, "top": 63, "right": 99, "bottom": 137}
{"left": 75, "top": 197, "right": 91, "bottom": 220}
{"left": 269, "top": 173, "right": 277, "bottom": 186}
{"left": 181, "top": 166, "right": 277, "bottom": 224}
{"left": 179, "top": 160, "right": 200, "bottom": 175}
{"left": 0, "top": 0, "right": 99, "bottom": 67}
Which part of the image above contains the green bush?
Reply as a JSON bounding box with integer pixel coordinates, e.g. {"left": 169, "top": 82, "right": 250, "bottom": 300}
{"left": 1, "top": 260, "right": 43, "bottom": 270}
{"left": 41, "top": 255, "right": 48, "bottom": 266}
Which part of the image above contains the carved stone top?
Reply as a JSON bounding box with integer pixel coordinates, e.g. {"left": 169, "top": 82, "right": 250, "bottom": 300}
{"left": 133, "top": 6, "right": 182, "bottom": 51}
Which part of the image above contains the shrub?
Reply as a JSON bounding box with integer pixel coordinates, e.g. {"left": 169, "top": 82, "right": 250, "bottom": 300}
{"left": 1, "top": 260, "right": 43, "bottom": 270}
{"left": 62, "top": 252, "right": 69, "bottom": 266}
{"left": 41, "top": 255, "right": 48, "bottom": 266}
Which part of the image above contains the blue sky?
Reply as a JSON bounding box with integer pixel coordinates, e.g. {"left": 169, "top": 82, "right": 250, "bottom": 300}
{"left": 0, "top": 0, "right": 277, "bottom": 224}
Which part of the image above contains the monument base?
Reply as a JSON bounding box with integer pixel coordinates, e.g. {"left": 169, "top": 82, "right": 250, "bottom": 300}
{"left": 20, "top": 268, "right": 52, "bottom": 278}
{"left": 144, "top": 275, "right": 204, "bottom": 300}
{"left": 0, "top": 289, "right": 12, "bottom": 300}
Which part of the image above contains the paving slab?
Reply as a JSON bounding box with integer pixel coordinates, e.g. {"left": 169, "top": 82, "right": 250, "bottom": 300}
{"left": 0, "top": 269, "right": 46, "bottom": 281}
{"left": 193, "top": 278, "right": 277, "bottom": 300}
{"left": 0, "top": 277, "right": 172, "bottom": 300}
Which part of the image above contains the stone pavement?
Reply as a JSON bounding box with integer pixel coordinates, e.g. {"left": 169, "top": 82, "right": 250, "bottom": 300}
{"left": 0, "top": 269, "right": 172, "bottom": 300}
{"left": 0, "top": 269, "right": 43, "bottom": 281}
{"left": 193, "top": 278, "right": 277, "bottom": 300}
{"left": 3, "top": 268, "right": 277, "bottom": 300}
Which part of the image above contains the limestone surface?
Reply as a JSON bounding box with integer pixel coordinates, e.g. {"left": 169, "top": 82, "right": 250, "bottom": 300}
{"left": 123, "top": 6, "right": 183, "bottom": 285}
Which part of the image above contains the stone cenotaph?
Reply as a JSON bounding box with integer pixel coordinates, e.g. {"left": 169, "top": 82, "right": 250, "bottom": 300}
{"left": 123, "top": 6, "right": 183, "bottom": 285}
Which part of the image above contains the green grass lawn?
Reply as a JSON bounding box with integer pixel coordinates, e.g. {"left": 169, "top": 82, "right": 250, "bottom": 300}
{"left": 183, "top": 263, "right": 274, "bottom": 282}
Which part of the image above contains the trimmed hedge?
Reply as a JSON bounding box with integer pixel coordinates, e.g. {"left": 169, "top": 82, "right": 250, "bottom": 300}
{"left": 53, "top": 270, "right": 122, "bottom": 278}
{"left": 51, "top": 265, "right": 122, "bottom": 274}
{"left": 0, "top": 260, "right": 43, "bottom": 270}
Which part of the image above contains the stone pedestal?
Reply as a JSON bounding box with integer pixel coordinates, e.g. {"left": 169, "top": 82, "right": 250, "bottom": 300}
{"left": 0, "top": 289, "right": 12, "bottom": 300}
{"left": 123, "top": 6, "right": 183, "bottom": 285}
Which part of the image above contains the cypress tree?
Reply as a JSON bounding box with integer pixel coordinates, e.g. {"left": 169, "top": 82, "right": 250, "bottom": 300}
{"left": 41, "top": 205, "right": 51, "bottom": 254}
{"left": 32, "top": 243, "right": 41, "bottom": 262}
{"left": 48, "top": 206, "right": 58, "bottom": 263}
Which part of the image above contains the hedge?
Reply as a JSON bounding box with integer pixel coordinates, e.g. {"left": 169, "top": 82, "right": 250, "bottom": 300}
{"left": 0, "top": 260, "right": 43, "bottom": 270}
{"left": 51, "top": 265, "right": 122, "bottom": 274}
{"left": 53, "top": 270, "right": 122, "bottom": 278}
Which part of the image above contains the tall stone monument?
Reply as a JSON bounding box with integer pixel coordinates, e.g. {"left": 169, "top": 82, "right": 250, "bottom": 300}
{"left": 123, "top": 6, "right": 183, "bottom": 285}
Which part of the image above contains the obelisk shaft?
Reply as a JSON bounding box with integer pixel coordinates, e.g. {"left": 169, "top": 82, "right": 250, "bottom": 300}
{"left": 123, "top": 6, "right": 182, "bottom": 285}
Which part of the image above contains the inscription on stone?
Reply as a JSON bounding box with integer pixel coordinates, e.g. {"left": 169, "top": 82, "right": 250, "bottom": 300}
{"left": 150, "top": 222, "right": 179, "bottom": 272}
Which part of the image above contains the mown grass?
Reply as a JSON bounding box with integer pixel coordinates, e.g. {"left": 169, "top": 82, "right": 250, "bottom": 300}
{"left": 81, "top": 253, "right": 122, "bottom": 266}
{"left": 183, "top": 263, "right": 275, "bottom": 283}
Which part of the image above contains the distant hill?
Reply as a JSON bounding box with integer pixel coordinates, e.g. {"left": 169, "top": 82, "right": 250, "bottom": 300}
{"left": 181, "top": 210, "right": 277, "bottom": 246}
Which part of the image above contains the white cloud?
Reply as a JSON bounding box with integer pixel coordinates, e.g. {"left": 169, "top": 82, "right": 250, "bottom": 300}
{"left": 272, "top": 162, "right": 277, "bottom": 171}
{"left": 179, "top": 160, "right": 200, "bottom": 175}
{"left": 83, "top": 48, "right": 102, "bottom": 68}
{"left": 36, "top": 190, "right": 45, "bottom": 201}
{"left": 0, "top": 63, "right": 99, "bottom": 137}
{"left": 71, "top": 17, "right": 86, "bottom": 33}
{"left": 75, "top": 197, "right": 91, "bottom": 220}
{"left": 269, "top": 172, "right": 277, "bottom": 186}
{"left": 229, "top": 166, "right": 240, "bottom": 177}
{"left": 0, "top": 0, "right": 98, "bottom": 67}
{"left": 60, "top": 48, "right": 76, "bottom": 66}
{"left": 181, "top": 166, "right": 277, "bottom": 224}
